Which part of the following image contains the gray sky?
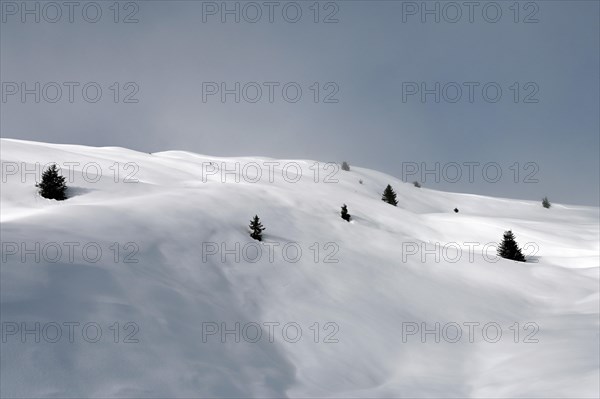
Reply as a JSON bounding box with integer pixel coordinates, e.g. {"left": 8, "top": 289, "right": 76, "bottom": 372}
{"left": 1, "top": 0, "right": 599, "bottom": 205}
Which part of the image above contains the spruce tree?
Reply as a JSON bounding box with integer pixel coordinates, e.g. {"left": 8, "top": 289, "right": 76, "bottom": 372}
{"left": 497, "top": 230, "right": 526, "bottom": 262}
{"left": 341, "top": 204, "right": 351, "bottom": 222}
{"left": 341, "top": 161, "right": 350, "bottom": 171}
{"left": 36, "top": 164, "right": 67, "bottom": 201}
{"left": 542, "top": 197, "right": 551, "bottom": 209}
{"left": 249, "top": 215, "right": 265, "bottom": 241}
{"left": 381, "top": 184, "right": 398, "bottom": 206}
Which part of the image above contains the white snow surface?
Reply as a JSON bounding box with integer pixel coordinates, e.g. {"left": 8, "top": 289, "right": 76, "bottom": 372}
{"left": 1, "top": 138, "right": 598, "bottom": 398}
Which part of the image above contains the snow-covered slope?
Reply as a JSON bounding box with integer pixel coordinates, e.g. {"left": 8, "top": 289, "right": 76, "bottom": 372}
{"left": 1, "top": 138, "right": 598, "bottom": 398}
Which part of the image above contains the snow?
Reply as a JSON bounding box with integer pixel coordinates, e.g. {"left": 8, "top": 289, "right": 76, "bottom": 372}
{"left": 1, "top": 138, "right": 598, "bottom": 398}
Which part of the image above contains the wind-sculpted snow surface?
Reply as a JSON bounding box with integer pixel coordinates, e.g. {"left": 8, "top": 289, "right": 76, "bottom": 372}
{"left": 1, "top": 139, "right": 598, "bottom": 398}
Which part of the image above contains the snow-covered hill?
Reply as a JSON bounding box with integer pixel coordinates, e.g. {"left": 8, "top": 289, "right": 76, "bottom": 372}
{"left": 1, "top": 138, "right": 598, "bottom": 398}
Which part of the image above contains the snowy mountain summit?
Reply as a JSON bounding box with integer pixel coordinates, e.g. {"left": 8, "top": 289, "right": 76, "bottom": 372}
{"left": 1, "top": 138, "right": 598, "bottom": 398}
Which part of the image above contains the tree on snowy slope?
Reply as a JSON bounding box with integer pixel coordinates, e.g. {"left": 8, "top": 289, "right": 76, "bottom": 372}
{"left": 249, "top": 215, "right": 265, "bottom": 241}
{"left": 341, "top": 161, "right": 350, "bottom": 171}
{"left": 542, "top": 197, "right": 551, "bottom": 209}
{"left": 381, "top": 184, "right": 398, "bottom": 206}
{"left": 36, "top": 164, "right": 67, "bottom": 201}
{"left": 341, "top": 204, "right": 351, "bottom": 222}
{"left": 497, "top": 230, "right": 526, "bottom": 262}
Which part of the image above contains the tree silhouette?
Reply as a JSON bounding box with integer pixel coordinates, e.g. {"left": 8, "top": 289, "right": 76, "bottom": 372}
{"left": 249, "top": 215, "right": 265, "bottom": 241}
{"left": 542, "top": 197, "right": 551, "bottom": 209}
{"left": 36, "top": 164, "right": 67, "bottom": 201}
{"left": 381, "top": 184, "right": 398, "bottom": 206}
{"left": 497, "top": 230, "right": 526, "bottom": 262}
{"left": 341, "top": 204, "right": 351, "bottom": 222}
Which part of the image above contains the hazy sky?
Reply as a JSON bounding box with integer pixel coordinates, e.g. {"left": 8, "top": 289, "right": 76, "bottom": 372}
{"left": 1, "top": 0, "right": 599, "bottom": 205}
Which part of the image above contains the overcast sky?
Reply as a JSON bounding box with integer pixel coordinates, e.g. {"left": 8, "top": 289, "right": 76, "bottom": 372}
{"left": 1, "top": 0, "right": 598, "bottom": 205}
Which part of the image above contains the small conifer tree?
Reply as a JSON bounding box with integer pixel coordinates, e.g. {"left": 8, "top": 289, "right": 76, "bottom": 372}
{"left": 497, "top": 230, "right": 526, "bottom": 262}
{"left": 341, "top": 161, "right": 350, "bottom": 171}
{"left": 381, "top": 184, "right": 398, "bottom": 206}
{"left": 542, "top": 197, "right": 551, "bottom": 209}
{"left": 341, "top": 204, "right": 351, "bottom": 222}
{"left": 36, "top": 164, "right": 67, "bottom": 201}
{"left": 249, "top": 215, "right": 265, "bottom": 241}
